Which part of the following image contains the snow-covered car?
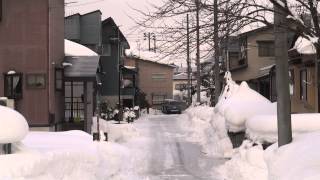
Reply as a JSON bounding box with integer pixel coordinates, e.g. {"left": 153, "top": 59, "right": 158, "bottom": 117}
{"left": 161, "top": 99, "right": 185, "bottom": 114}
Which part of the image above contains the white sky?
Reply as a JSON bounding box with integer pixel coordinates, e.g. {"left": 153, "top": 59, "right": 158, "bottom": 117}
{"left": 65, "top": 0, "right": 159, "bottom": 53}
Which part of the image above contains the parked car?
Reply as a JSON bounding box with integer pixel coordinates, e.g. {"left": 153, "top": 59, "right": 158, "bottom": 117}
{"left": 161, "top": 99, "right": 186, "bottom": 114}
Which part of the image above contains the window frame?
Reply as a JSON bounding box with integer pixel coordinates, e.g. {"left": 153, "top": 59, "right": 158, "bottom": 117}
{"left": 4, "top": 73, "right": 23, "bottom": 100}
{"left": 151, "top": 73, "right": 166, "bottom": 81}
{"left": 257, "top": 40, "right": 275, "bottom": 57}
{"left": 26, "top": 73, "right": 46, "bottom": 89}
{"left": 55, "top": 67, "right": 64, "bottom": 91}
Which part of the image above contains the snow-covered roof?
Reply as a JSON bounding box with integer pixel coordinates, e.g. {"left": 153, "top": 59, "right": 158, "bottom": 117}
{"left": 126, "top": 49, "right": 177, "bottom": 67}
{"left": 65, "top": 39, "right": 98, "bottom": 56}
{"left": 173, "top": 72, "right": 196, "bottom": 80}
{"left": 292, "top": 36, "right": 317, "bottom": 55}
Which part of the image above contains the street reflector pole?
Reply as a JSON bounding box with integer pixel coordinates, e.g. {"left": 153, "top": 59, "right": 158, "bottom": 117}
{"left": 274, "top": 1, "right": 293, "bottom": 147}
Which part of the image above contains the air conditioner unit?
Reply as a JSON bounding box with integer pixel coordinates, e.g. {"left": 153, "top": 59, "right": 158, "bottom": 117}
{"left": 0, "top": 97, "right": 14, "bottom": 109}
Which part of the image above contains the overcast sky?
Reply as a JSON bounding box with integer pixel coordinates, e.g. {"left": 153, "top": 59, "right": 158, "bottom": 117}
{"left": 65, "top": 0, "right": 159, "bottom": 52}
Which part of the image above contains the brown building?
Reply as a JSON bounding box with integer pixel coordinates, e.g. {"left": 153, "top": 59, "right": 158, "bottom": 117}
{"left": 288, "top": 46, "right": 318, "bottom": 113}
{"left": 0, "top": 0, "right": 64, "bottom": 129}
{"left": 125, "top": 56, "right": 175, "bottom": 107}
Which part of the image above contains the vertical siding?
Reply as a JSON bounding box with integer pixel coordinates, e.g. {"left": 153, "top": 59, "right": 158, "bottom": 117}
{"left": 80, "top": 12, "right": 101, "bottom": 46}
{"left": 0, "top": 0, "right": 64, "bottom": 126}
{"left": 0, "top": 0, "right": 49, "bottom": 125}
{"left": 65, "top": 14, "right": 80, "bottom": 41}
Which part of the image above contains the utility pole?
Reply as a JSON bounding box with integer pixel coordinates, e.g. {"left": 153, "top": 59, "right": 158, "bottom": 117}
{"left": 195, "top": 0, "right": 201, "bottom": 103}
{"left": 117, "top": 26, "right": 123, "bottom": 123}
{"left": 274, "top": 0, "right": 292, "bottom": 146}
{"left": 213, "top": 0, "right": 220, "bottom": 105}
{"left": 186, "top": 14, "right": 191, "bottom": 105}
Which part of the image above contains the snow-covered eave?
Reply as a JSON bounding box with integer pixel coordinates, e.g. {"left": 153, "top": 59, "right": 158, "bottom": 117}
{"left": 290, "top": 36, "right": 317, "bottom": 55}
{"left": 64, "top": 39, "right": 99, "bottom": 57}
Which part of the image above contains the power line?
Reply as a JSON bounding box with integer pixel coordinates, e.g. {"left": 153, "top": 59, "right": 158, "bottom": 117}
{"left": 65, "top": 0, "right": 105, "bottom": 8}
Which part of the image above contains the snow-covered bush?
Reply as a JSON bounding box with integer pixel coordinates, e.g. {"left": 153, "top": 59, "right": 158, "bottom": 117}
{"left": 0, "top": 106, "right": 29, "bottom": 144}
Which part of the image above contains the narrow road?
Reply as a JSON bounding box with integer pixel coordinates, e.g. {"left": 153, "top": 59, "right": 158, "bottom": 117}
{"left": 136, "top": 114, "right": 225, "bottom": 180}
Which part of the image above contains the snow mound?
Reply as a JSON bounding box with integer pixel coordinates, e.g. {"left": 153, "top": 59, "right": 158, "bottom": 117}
{"left": 247, "top": 113, "right": 320, "bottom": 143}
{"left": 65, "top": 39, "right": 98, "bottom": 56}
{"left": 265, "top": 132, "right": 320, "bottom": 180}
{"left": 216, "top": 78, "right": 276, "bottom": 132}
{"left": 217, "top": 141, "right": 268, "bottom": 180}
{"left": 0, "top": 106, "right": 29, "bottom": 144}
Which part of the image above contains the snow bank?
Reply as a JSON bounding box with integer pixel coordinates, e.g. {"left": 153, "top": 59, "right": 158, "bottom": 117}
{"left": 65, "top": 39, "right": 98, "bottom": 56}
{"left": 1, "top": 129, "right": 146, "bottom": 179}
{"left": 265, "top": 132, "right": 320, "bottom": 180}
{"left": 0, "top": 106, "right": 29, "bottom": 144}
{"left": 179, "top": 105, "right": 233, "bottom": 157}
{"left": 92, "top": 117, "right": 140, "bottom": 143}
{"left": 247, "top": 113, "right": 320, "bottom": 143}
{"left": 217, "top": 141, "right": 268, "bottom": 180}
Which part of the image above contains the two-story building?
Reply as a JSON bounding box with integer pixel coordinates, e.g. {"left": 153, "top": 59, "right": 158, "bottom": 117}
{"left": 65, "top": 12, "right": 134, "bottom": 109}
{"left": 0, "top": 0, "right": 64, "bottom": 130}
{"left": 125, "top": 56, "right": 175, "bottom": 108}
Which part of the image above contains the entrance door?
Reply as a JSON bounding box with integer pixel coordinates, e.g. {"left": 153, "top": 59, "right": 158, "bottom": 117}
{"left": 64, "top": 81, "right": 85, "bottom": 130}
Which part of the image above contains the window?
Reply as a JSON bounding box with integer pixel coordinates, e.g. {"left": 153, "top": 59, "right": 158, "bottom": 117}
{"left": 152, "top": 73, "right": 166, "bottom": 81}
{"left": 257, "top": 41, "right": 275, "bottom": 57}
{"left": 55, "top": 68, "right": 63, "bottom": 91}
{"left": 289, "top": 69, "right": 294, "bottom": 96}
{"left": 26, "top": 74, "right": 46, "bottom": 89}
{"left": 300, "top": 69, "right": 307, "bottom": 101}
{"left": 4, "top": 73, "right": 23, "bottom": 99}
{"left": 152, "top": 94, "right": 166, "bottom": 105}
{"left": 175, "top": 84, "right": 186, "bottom": 90}
{"left": 102, "top": 44, "right": 111, "bottom": 56}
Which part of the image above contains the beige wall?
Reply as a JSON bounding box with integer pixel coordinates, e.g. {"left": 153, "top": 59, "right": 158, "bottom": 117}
{"left": 232, "top": 28, "right": 275, "bottom": 81}
{"left": 125, "top": 57, "right": 174, "bottom": 106}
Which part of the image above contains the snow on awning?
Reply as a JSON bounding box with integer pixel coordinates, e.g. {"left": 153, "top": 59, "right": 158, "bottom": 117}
{"left": 65, "top": 39, "right": 98, "bottom": 56}
{"left": 293, "top": 36, "right": 317, "bottom": 55}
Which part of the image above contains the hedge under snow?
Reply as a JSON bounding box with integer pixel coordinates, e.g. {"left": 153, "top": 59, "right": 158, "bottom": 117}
{"left": 0, "top": 106, "right": 29, "bottom": 144}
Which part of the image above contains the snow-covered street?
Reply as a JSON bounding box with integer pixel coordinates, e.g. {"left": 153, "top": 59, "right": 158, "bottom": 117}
{"left": 135, "top": 114, "right": 225, "bottom": 180}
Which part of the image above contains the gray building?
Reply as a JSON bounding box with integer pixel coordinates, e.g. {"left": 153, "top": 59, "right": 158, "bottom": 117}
{"left": 65, "top": 13, "right": 134, "bottom": 109}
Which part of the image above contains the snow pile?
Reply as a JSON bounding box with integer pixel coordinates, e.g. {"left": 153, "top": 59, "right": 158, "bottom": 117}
{"left": 293, "top": 36, "right": 316, "bottom": 55}
{"left": 247, "top": 113, "right": 320, "bottom": 143}
{"left": 265, "top": 132, "right": 320, "bottom": 180}
{"left": 92, "top": 117, "right": 140, "bottom": 143}
{"left": 65, "top": 39, "right": 98, "bottom": 56}
{"left": 180, "top": 105, "right": 233, "bottom": 157}
{"left": 1, "top": 129, "right": 146, "bottom": 179}
{"left": 215, "top": 72, "right": 276, "bottom": 132}
{"left": 217, "top": 141, "right": 268, "bottom": 180}
{"left": 0, "top": 106, "right": 29, "bottom": 144}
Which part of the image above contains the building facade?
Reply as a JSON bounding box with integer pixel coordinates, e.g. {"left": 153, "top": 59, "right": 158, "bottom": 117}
{"left": 125, "top": 57, "right": 175, "bottom": 107}
{"left": 0, "top": 0, "right": 64, "bottom": 129}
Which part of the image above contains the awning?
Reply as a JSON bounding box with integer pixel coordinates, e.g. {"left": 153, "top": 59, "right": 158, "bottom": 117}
{"left": 64, "top": 56, "right": 100, "bottom": 79}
